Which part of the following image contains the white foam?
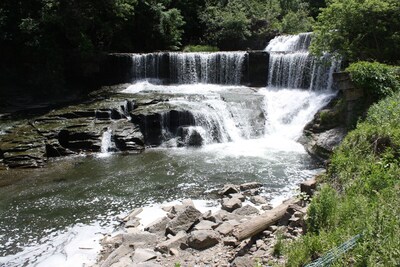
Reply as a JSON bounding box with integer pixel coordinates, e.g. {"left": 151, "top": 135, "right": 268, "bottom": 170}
{"left": 0, "top": 222, "right": 112, "bottom": 267}
{"left": 121, "top": 82, "right": 247, "bottom": 95}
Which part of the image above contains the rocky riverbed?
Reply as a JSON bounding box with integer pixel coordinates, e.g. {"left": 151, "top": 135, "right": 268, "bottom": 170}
{"left": 93, "top": 179, "right": 317, "bottom": 267}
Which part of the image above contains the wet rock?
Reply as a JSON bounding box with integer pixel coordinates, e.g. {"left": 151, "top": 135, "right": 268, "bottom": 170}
{"left": 155, "top": 231, "right": 188, "bottom": 254}
{"left": 112, "top": 122, "right": 145, "bottom": 152}
{"left": 166, "top": 205, "right": 202, "bottom": 235}
{"left": 131, "top": 109, "right": 195, "bottom": 146}
{"left": 302, "top": 127, "right": 347, "bottom": 161}
{"left": 188, "top": 230, "right": 220, "bottom": 250}
{"left": 0, "top": 124, "right": 47, "bottom": 168}
{"left": 240, "top": 182, "right": 263, "bottom": 191}
{"left": 233, "top": 205, "right": 259, "bottom": 216}
{"left": 177, "top": 126, "right": 204, "bottom": 147}
{"left": 219, "top": 184, "right": 240, "bottom": 196}
{"left": 250, "top": 195, "right": 267, "bottom": 205}
{"left": 221, "top": 197, "right": 242, "bottom": 212}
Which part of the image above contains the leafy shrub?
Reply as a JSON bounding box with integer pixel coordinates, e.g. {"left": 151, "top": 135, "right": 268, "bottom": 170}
{"left": 307, "top": 185, "right": 338, "bottom": 234}
{"left": 346, "top": 61, "right": 400, "bottom": 100}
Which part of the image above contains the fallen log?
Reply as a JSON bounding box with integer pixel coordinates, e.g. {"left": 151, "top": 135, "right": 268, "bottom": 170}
{"left": 233, "top": 198, "right": 297, "bottom": 241}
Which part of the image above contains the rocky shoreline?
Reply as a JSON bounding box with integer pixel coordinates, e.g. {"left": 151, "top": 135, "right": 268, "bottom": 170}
{"left": 93, "top": 178, "right": 317, "bottom": 267}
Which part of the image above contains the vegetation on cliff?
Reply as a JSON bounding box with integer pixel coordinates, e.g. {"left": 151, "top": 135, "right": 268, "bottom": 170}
{"left": 284, "top": 65, "right": 400, "bottom": 267}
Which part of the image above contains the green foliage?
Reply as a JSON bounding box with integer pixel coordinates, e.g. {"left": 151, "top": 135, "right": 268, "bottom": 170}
{"left": 183, "top": 45, "right": 219, "bottom": 52}
{"left": 200, "top": 0, "right": 254, "bottom": 49}
{"left": 307, "top": 185, "right": 338, "bottom": 234}
{"left": 311, "top": 0, "right": 400, "bottom": 63}
{"left": 346, "top": 61, "right": 400, "bottom": 100}
{"left": 279, "top": 3, "right": 314, "bottom": 34}
{"left": 273, "top": 230, "right": 284, "bottom": 257}
{"left": 285, "top": 91, "right": 400, "bottom": 266}
{"left": 158, "top": 8, "right": 185, "bottom": 50}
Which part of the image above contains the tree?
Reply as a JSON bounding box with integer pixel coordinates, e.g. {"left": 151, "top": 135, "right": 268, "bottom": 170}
{"left": 311, "top": 0, "right": 400, "bottom": 63}
{"left": 200, "top": 0, "right": 281, "bottom": 50}
{"left": 279, "top": 2, "right": 314, "bottom": 34}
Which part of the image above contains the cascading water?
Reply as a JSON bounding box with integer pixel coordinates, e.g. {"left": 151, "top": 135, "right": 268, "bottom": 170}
{"left": 130, "top": 52, "right": 246, "bottom": 85}
{"left": 130, "top": 53, "right": 163, "bottom": 81}
{"left": 98, "top": 128, "right": 116, "bottom": 157}
{"left": 265, "top": 32, "right": 340, "bottom": 90}
{"left": 169, "top": 52, "right": 246, "bottom": 84}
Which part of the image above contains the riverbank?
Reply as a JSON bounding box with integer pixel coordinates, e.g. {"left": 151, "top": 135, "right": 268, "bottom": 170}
{"left": 92, "top": 179, "right": 317, "bottom": 267}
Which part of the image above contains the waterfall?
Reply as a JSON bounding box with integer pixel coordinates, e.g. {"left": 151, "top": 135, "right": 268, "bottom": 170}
{"left": 265, "top": 32, "right": 340, "bottom": 90}
{"left": 130, "top": 53, "right": 163, "bottom": 82}
{"left": 99, "top": 128, "right": 116, "bottom": 156}
{"left": 129, "top": 52, "right": 246, "bottom": 85}
{"left": 169, "top": 52, "right": 246, "bottom": 84}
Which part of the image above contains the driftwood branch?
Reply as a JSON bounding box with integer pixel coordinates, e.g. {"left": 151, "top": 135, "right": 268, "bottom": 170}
{"left": 233, "top": 198, "right": 297, "bottom": 241}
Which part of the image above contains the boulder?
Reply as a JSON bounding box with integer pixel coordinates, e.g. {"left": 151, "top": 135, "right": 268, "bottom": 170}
{"left": 239, "top": 182, "right": 263, "bottom": 191}
{"left": 221, "top": 197, "right": 242, "bottom": 212}
{"left": 300, "top": 177, "right": 317, "bottom": 197}
{"left": 166, "top": 205, "right": 202, "bottom": 235}
{"left": 144, "top": 216, "right": 171, "bottom": 234}
{"left": 215, "top": 221, "right": 235, "bottom": 236}
{"left": 233, "top": 205, "right": 259, "bottom": 216}
{"left": 229, "top": 193, "right": 245, "bottom": 202}
{"left": 231, "top": 256, "right": 254, "bottom": 267}
{"left": 193, "top": 220, "right": 218, "bottom": 231}
{"left": 100, "top": 245, "right": 132, "bottom": 267}
{"left": 123, "top": 208, "right": 143, "bottom": 222}
{"left": 250, "top": 195, "right": 267, "bottom": 205}
{"left": 122, "top": 233, "right": 158, "bottom": 249}
{"left": 130, "top": 248, "right": 157, "bottom": 264}
{"left": 155, "top": 231, "right": 188, "bottom": 254}
{"left": 218, "top": 184, "right": 240, "bottom": 196}
{"left": 188, "top": 230, "right": 220, "bottom": 250}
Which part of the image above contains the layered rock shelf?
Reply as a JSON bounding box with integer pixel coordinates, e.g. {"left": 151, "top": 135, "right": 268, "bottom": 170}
{"left": 0, "top": 86, "right": 209, "bottom": 169}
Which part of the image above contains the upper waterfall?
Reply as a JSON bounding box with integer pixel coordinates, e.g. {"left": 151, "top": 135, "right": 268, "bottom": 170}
{"left": 265, "top": 33, "right": 340, "bottom": 90}
{"left": 265, "top": 32, "right": 312, "bottom": 52}
{"left": 130, "top": 52, "right": 246, "bottom": 85}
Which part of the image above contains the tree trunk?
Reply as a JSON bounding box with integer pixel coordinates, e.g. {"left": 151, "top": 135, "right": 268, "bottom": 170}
{"left": 233, "top": 198, "right": 297, "bottom": 241}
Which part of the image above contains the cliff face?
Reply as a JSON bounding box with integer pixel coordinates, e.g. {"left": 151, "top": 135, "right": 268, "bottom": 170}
{"left": 299, "top": 72, "right": 367, "bottom": 162}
